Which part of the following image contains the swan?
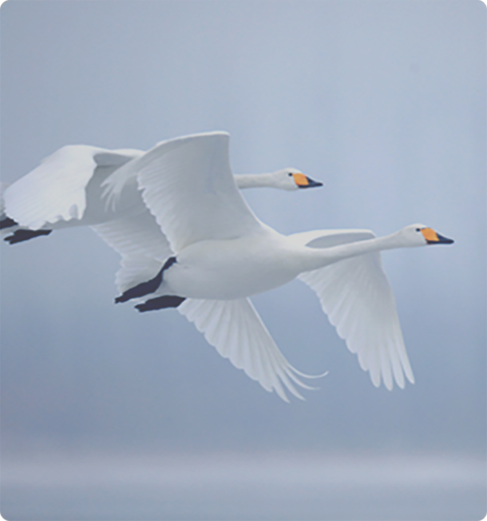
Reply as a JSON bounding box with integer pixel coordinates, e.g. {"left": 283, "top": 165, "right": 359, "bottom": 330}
{"left": 109, "top": 132, "right": 453, "bottom": 401}
{"left": 0, "top": 139, "right": 322, "bottom": 245}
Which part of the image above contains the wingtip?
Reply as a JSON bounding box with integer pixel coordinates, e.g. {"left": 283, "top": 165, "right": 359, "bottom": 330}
{"left": 274, "top": 388, "right": 291, "bottom": 403}
{"left": 155, "top": 130, "right": 230, "bottom": 148}
{"left": 293, "top": 368, "right": 329, "bottom": 380}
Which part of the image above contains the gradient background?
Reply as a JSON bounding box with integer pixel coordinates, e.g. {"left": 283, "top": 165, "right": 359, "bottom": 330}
{"left": 1, "top": 1, "right": 485, "bottom": 520}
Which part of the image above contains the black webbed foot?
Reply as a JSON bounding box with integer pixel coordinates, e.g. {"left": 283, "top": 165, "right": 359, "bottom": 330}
{"left": 0, "top": 217, "right": 18, "bottom": 230}
{"left": 115, "top": 256, "right": 178, "bottom": 303}
{"left": 135, "top": 296, "right": 186, "bottom": 312}
{"left": 4, "top": 229, "right": 52, "bottom": 244}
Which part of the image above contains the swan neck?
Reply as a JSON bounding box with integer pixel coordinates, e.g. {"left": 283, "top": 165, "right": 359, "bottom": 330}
{"left": 303, "top": 232, "right": 402, "bottom": 271}
{"left": 234, "top": 173, "right": 274, "bottom": 189}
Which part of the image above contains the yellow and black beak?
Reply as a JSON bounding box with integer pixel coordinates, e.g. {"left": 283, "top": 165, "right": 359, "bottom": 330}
{"left": 421, "top": 227, "right": 454, "bottom": 245}
{"left": 293, "top": 173, "right": 323, "bottom": 189}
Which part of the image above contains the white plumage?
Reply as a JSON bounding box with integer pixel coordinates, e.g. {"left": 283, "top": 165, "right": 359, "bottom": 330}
{"left": 2, "top": 138, "right": 320, "bottom": 293}
{"left": 110, "top": 132, "right": 452, "bottom": 399}
{"left": 3, "top": 131, "right": 453, "bottom": 400}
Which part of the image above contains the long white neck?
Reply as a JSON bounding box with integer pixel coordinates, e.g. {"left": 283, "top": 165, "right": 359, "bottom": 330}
{"left": 299, "top": 231, "right": 407, "bottom": 272}
{"left": 234, "top": 173, "right": 276, "bottom": 189}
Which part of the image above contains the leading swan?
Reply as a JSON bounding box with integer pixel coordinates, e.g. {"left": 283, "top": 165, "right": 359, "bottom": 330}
{"left": 109, "top": 132, "right": 453, "bottom": 401}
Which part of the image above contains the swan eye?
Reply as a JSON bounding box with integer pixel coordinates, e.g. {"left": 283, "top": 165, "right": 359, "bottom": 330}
{"left": 288, "top": 173, "right": 293, "bottom": 177}
{"left": 415, "top": 228, "right": 421, "bottom": 232}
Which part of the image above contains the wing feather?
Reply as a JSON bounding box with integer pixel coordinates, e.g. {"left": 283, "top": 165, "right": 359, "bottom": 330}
{"left": 178, "top": 297, "right": 320, "bottom": 401}
{"left": 4, "top": 145, "right": 140, "bottom": 230}
{"left": 91, "top": 210, "right": 172, "bottom": 293}
{"left": 113, "top": 132, "right": 265, "bottom": 252}
{"left": 292, "top": 229, "right": 414, "bottom": 390}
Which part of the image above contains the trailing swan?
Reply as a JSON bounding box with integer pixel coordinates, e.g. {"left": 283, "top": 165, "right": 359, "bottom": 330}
{"left": 0, "top": 139, "right": 321, "bottom": 245}
{"left": 110, "top": 132, "right": 453, "bottom": 401}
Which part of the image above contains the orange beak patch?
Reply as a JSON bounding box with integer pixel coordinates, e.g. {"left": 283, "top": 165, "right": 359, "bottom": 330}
{"left": 292, "top": 173, "right": 309, "bottom": 187}
{"left": 421, "top": 227, "right": 439, "bottom": 242}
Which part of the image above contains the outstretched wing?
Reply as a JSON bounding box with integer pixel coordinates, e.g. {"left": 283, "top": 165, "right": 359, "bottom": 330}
{"left": 114, "top": 132, "right": 264, "bottom": 252}
{"left": 91, "top": 210, "right": 172, "bottom": 293}
{"left": 290, "top": 229, "right": 414, "bottom": 390}
{"left": 178, "top": 297, "right": 320, "bottom": 401}
{"left": 4, "top": 145, "right": 142, "bottom": 230}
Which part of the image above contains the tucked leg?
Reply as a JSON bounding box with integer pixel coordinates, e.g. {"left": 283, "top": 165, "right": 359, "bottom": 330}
{"left": 4, "top": 229, "right": 52, "bottom": 244}
{"left": 115, "top": 256, "right": 177, "bottom": 303}
{"left": 135, "top": 296, "right": 186, "bottom": 312}
{"left": 0, "top": 217, "right": 17, "bottom": 230}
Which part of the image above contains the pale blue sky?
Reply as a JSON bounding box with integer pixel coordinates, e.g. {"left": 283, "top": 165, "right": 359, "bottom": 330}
{"left": 1, "top": 1, "right": 485, "bottom": 519}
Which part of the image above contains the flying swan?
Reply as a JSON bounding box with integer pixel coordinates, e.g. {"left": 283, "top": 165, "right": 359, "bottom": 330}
{"left": 2, "top": 132, "right": 453, "bottom": 401}
{"left": 0, "top": 140, "right": 322, "bottom": 247}
{"left": 107, "top": 132, "right": 453, "bottom": 401}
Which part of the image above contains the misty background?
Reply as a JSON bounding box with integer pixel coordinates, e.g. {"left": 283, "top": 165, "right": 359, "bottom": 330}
{"left": 1, "top": 1, "right": 485, "bottom": 520}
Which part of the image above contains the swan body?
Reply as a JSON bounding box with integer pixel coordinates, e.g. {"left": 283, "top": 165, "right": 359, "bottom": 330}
{"left": 150, "top": 224, "right": 444, "bottom": 301}
{"left": 161, "top": 228, "right": 304, "bottom": 300}
{"left": 109, "top": 131, "right": 453, "bottom": 400}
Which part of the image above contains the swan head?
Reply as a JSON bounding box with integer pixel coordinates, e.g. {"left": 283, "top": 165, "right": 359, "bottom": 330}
{"left": 398, "top": 224, "right": 454, "bottom": 247}
{"left": 272, "top": 168, "right": 323, "bottom": 191}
